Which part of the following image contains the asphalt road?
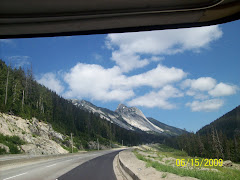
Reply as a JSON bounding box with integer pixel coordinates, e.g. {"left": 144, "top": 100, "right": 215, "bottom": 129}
{"left": 0, "top": 149, "right": 122, "bottom": 180}
{"left": 58, "top": 150, "right": 120, "bottom": 180}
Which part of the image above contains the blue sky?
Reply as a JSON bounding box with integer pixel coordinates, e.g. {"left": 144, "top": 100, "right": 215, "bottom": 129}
{"left": 0, "top": 20, "right": 239, "bottom": 132}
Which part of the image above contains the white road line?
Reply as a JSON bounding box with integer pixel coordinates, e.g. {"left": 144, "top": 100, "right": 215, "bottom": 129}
{"left": 3, "top": 172, "right": 27, "bottom": 180}
{"left": 46, "top": 163, "right": 57, "bottom": 168}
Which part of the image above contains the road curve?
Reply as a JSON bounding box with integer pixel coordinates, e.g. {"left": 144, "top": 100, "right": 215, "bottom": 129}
{"left": 58, "top": 150, "right": 121, "bottom": 180}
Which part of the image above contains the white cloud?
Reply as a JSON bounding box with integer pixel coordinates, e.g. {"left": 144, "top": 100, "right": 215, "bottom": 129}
{"left": 37, "top": 73, "right": 64, "bottom": 94}
{"left": 63, "top": 63, "right": 186, "bottom": 102}
{"left": 111, "top": 51, "right": 149, "bottom": 72}
{"left": 181, "top": 77, "right": 217, "bottom": 91}
{"left": 186, "top": 90, "right": 209, "bottom": 100}
{"left": 128, "top": 85, "right": 183, "bottom": 109}
{"left": 63, "top": 63, "right": 134, "bottom": 101}
{"left": 209, "top": 83, "right": 238, "bottom": 97}
{"left": 106, "top": 25, "right": 222, "bottom": 71}
{"left": 7, "top": 56, "right": 30, "bottom": 68}
{"left": 107, "top": 26, "right": 222, "bottom": 55}
{"left": 183, "top": 77, "right": 238, "bottom": 102}
{"left": 150, "top": 56, "right": 165, "bottom": 62}
{"left": 125, "top": 64, "right": 187, "bottom": 88}
{"left": 186, "top": 99, "right": 224, "bottom": 112}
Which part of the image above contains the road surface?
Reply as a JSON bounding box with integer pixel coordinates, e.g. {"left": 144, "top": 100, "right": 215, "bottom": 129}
{"left": 0, "top": 149, "right": 123, "bottom": 180}
{"left": 58, "top": 151, "right": 120, "bottom": 180}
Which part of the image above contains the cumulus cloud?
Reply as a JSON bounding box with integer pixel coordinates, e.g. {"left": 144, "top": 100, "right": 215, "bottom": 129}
{"left": 63, "top": 63, "right": 134, "bottom": 101}
{"left": 186, "top": 99, "right": 224, "bottom": 112}
{"left": 181, "top": 77, "right": 217, "bottom": 91}
{"left": 63, "top": 63, "right": 186, "bottom": 102}
{"left": 111, "top": 51, "right": 149, "bottom": 72}
{"left": 106, "top": 25, "right": 222, "bottom": 71}
{"left": 107, "top": 26, "right": 222, "bottom": 55}
{"left": 182, "top": 77, "right": 238, "bottom": 111}
{"left": 209, "top": 83, "right": 238, "bottom": 97}
{"left": 37, "top": 73, "right": 64, "bottom": 94}
{"left": 125, "top": 65, "right": 187, "bottom": 88}
{"left": 128, "top": 85, "right": 183, "bottom": 109}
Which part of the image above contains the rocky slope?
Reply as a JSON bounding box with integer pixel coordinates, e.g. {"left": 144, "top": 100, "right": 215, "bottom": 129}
{"left": 71, "top": 99, "right": 185, "bottom": 135}
{"left": 0, "top": 112, "right": 68, "bottom": 155}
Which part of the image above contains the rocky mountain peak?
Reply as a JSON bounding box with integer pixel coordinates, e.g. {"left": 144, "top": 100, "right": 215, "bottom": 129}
{"left": 116, "top": 104, "right": 128, "bottom": 112}
{"left": 71, "top": 99, "right": 96, "bottom": 109}
{"left": 116, "top": 104, "right": 145, "bottom": 118}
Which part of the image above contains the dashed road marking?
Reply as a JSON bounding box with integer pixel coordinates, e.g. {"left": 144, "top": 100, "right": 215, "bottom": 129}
{"left": 46, "top": 163, "right": 57, "bottom": 168}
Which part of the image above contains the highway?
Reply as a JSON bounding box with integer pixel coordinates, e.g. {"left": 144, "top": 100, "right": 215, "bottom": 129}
{"left": 0, "top": 149, "right": 123, "bottom": 180}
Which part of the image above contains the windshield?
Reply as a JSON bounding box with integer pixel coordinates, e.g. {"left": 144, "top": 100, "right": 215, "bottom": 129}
{"left": 0, "top": 20, "right": 239, "bottom": 180}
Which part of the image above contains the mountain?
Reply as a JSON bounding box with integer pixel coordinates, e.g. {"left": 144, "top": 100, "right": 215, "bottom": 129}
{"left": 147, "top": 117, "right": 187, "bottom": 136}
{"left": 115, "top": 104, "right": 163, "bottom": 133}
{"left": 71, "top": 99, "right": 134, "bottom": 131}
{"left": 71, "top": 99, "right": 185, "bottom": 136}
{"left": 198, "top": 105, "right": 240, "bottom": 138}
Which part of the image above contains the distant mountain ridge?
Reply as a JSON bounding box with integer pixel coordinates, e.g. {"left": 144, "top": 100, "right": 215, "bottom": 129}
{"left": 147, "top": 117, "right": 187, "bottom": 136}
{"left": 71, "top": 99, "right": 186, "bottom": 136}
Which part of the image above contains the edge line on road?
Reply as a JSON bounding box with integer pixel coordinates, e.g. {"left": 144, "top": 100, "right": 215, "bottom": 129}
{"left": 3, "top": 172, "right": 28, "bottom": 180}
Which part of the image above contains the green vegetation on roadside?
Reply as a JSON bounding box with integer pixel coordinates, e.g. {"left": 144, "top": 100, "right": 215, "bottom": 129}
{"left": 61, "top": 144, "right": 78, "bottom": 153}
{"left": 134, "top": 144, "right": 240, "bottom": 180}
{"left": 0, "top": 133, "right": 25, "bottom": 154}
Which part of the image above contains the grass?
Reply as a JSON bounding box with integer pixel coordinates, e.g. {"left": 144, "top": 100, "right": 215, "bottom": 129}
{"left": 61, "top": 144, "right": 78, "bottom": 153}
{"left": 134, "top": 144, "right": 240, "bottom": 180}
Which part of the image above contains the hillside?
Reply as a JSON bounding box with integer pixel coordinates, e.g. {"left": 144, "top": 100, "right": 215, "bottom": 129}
{"left": 0, "top": 59, "right": 167, "bottom": 154}
{"left": 0, "top": 112, "right": 68, "bottom": 155}
{"left": 165, "top": 105, "right": 240, "bottom": 162}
